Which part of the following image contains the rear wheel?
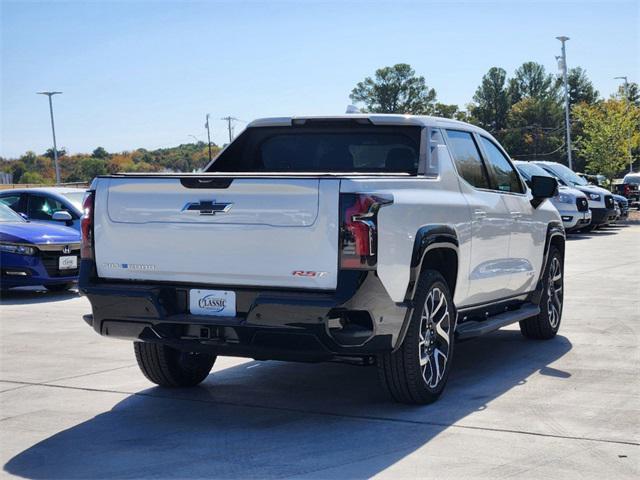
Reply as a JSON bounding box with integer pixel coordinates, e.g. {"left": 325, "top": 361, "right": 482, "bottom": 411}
{"left": 520, "top": 245, "right": 563, "bottom": 339}
{"left": 378, "top": 270, "right": 455, "bottom": 404}
{"left": 134, "top": 342, "right": 216, "bottom": 387}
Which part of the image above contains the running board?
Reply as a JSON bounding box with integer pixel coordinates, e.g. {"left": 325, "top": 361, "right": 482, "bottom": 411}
{"left": 455, "top": 304, "right": 540, "bottom": 340}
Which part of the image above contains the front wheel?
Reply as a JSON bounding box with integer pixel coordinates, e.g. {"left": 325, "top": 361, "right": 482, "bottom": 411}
{"left": 134, "top": 342, "right": 216, "bottom": 387}
{"left": 520, "top": 245, "right": 563, "bottom": 339}
{"left": 378, "top": 270, "right": 455, "bottom": 404}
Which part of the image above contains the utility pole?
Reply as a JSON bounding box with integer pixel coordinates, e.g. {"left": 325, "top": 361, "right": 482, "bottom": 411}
{"left": 556, "top": 36, "right": 573, "bottom": 170}
{"left": 37, "top": 91, "right": 63, "bottom": 184}
{"left": 614, "top": 76, "right": 633, "bottom": 172}
{"left": 221, "top": 116, "right": 239, "bottom": 143}
{"left": 204, "top": 114, "right": 213, "bottom": 162}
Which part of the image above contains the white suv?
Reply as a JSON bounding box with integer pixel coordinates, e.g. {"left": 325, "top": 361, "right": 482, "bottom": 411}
{"left": 79, "top": 115, "right": 565, "bottom": 404}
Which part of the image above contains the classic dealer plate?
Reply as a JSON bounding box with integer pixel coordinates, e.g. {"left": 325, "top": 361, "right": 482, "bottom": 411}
{"left": 189, "top": 289, "right": 236, "bottom": 317}
{"left": 58, "top": 255, "right": 78, "bottom": 270}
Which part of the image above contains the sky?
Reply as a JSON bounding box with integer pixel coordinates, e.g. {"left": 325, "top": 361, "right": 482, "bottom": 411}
{"left": 1, "top": 0, "right": 638, "bottom": 158}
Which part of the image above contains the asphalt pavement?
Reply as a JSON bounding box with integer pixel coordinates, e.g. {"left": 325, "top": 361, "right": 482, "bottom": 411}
{"left": 1, "top": 224, "right": 639, "bottom": 479}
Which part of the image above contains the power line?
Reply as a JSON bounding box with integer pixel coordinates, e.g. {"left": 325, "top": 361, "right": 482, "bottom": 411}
{"left": 220, "top": 116, "right": 240, "bottom": 143}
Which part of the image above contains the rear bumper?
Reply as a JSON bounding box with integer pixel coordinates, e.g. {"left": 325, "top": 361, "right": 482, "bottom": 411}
{"left": 80, "top": 261, "right": 408, "bottom": 361}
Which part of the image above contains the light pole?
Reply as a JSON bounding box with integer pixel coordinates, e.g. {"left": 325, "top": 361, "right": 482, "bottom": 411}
{"left": 556, "top": 36, "right": 572, "bottom": 170}
{"left": 204, "top": 114, "right": 213, "bottom": 163}
{"left": 37, "top": 91, "right": 63, "bottom": 184}
{"left": 614, "top": 76, "right": 633, "bottom": 172}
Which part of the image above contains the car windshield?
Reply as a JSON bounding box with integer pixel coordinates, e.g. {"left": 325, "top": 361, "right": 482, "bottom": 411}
{"left": 540, "top": 163, "right": 588, "bottom": 186}
{"left": 61, "top": 191, "right": 85, "bottom": 210}
{"left": 0, "top": 203, "right": 25, "bottom": 223}
{"left": 515, "top": 162, "right": 552, "bottom": 181}
{"left": 624, "top": 175, "right": 640, "bottom": 185}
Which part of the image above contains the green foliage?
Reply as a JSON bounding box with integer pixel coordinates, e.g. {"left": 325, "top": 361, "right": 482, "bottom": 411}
{"left": 350, "top": 63, "right": 437, "bottom": 114}
{"left": 433, "top": 103, "right": 459, "bottom": 119}
{"left": 617, "top": 82, "right": 640, "bottom": 106}
{"left": 92, "top": 147, "right": 110, "bottom": 159}
{"left": 470, "top": 67, "right": 510, "bottom": 132}
{"left": 564, "top": 67, "right": 599, "bottom": 106}
{"left": 508, "top": 62, "right": 559, "bottom": 103}
{"left": 19, "top": 171, "right": 47, "bottom": 184}
{"left": 573, "top": 99, "right": 640, "bottom": 183}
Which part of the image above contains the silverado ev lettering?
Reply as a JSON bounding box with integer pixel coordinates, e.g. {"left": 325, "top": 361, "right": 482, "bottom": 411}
{"left": 79, "top": 114, "right": 564, "bottom": 404}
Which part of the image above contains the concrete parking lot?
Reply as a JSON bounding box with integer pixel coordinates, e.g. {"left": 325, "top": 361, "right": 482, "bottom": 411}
{"left": 1, "top": 224, "right": 639, "bottom": 479}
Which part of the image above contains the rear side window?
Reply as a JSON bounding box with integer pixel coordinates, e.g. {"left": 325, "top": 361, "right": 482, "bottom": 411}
{"left": 209, "top": 125, "right": 421, "bottom": 173}
{"left": 445, "top": 130, "right": 490, "bottom": 189}
{"left": 0, "top": 194, "right": 22, "bottom": 212}
{"left": 479, "top": 137, "right": 524, "bottom": 193}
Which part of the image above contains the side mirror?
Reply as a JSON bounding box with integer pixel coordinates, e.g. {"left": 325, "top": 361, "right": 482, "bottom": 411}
{"left": 52, "top": 210, "right": 73, "bottom": 222}
{"left": 18, "top": 212, "right": 29, "bottom": 221}
{"left": 530, "top": 175, "right": 558, "bottom": 208}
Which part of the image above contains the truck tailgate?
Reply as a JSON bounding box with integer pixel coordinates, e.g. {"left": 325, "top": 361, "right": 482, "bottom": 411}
{"left": 94, "top": 177, "right": 339, "bottom": 289}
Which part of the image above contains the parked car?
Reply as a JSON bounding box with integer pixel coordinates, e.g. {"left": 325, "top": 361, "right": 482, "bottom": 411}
{"left": 0, "top": 203, "right": 80, "bottom": 292}
{"left": 79, "top": 114, "right": 565, "bottom": 405}
{"left": 612, "top": 194, "right": 629, "bottom": 221}
{"left": 615, "top": 172, "right": 640, "bottom": 208}
{"left": 533, "top": 161, "right": 616, "bottom": 230}
{"left": 0, "top": 187, "right": 85, "bottom": 231}
{"left": 514, "top": 161, "right": 591, "bottom": 232}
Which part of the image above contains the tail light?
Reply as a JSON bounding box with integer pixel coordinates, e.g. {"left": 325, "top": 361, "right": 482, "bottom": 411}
{"left": 340, "top": 193, "right": 392, "bottom": 269}
{"left": 81, "top": 191, "right": 95, "bottom": 260}
{"left": 624, "top": 185, "right": 630, "bottom": 196}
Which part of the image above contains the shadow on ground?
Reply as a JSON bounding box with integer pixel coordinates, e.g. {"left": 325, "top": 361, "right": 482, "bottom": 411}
{"left": 4, "top": 330, "right": 572, "bottom": 479}
{"left": 0, "top": 287, "right": 79, "bottom": 305}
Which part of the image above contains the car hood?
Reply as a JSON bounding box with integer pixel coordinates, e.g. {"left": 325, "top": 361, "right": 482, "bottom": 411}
{"left": 0, "top": 222, "right": 80, "bottom": 245}
{"left": 558, "top": 185, "right": 586, "bottom": 198}
{"left": 572, "top": 184, "right": 611, "bottom": 196}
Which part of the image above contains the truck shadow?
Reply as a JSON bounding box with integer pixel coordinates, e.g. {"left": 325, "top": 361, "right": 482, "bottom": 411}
{"left": 4, "top": 330, "right": 572, "bottom": 479}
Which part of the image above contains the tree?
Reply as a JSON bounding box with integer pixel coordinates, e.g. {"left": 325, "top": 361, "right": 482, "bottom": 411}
{"left": 349, "top": 63, "right": 437, "bottom": 114}
{"left": 617, "top": 82, "right": 640, "bottom": 106}
{"left": 508, "top": 62, "right": 559, "bottom": 103}
{"left": 564, "top": 67, "right": 599, "bottom": 106}
{"left": 43, "top": 148, "right": 66, "bottom": 159}
{"left": 502, "top": 97, "right": 564, "bottom": 162}
{"left": 433, "top": 103, "right": 459, "bottom": 119}
{"left": 470, "top": 67, "right": 510, "bottom": 133}
{"left": 573, "top": 99, "right": 640, "bottom": 183}
{"left": 92, "top": 147, "right": 110, "bottom": 159}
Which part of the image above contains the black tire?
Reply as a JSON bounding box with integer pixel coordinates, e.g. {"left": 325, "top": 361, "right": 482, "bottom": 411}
{"left": 520, "top": 245, "right": 563, "bottom": 340}
{"left": 378, "top": 270, "right": 455, "bottom": 405}
{"left": 45, "top": 283, "right": 74, "bottom": 292}
{"left": 134, "top": 342, "right": 216, "bottom": 387}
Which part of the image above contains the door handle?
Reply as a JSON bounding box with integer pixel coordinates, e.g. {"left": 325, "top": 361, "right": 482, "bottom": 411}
{"left": 473, "top": 209, "right": 487, "bottom": 220}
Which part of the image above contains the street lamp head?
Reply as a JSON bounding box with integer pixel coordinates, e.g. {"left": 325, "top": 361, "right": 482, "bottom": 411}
{"left": 614, "top": 76, "right": 628, "bottom": 81}
{"left": 36, "top": 91, "right": 63, "bottom": 96}
{"left": 556, "top": 36, "right": 570, "bottom": 42}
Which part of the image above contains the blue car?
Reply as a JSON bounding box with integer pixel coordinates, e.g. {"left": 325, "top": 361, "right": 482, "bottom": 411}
{"left": 0, "top": 203, "right": 80, "bottom": 292}
{"left": 0, "top": 187, "right": 85, "bottom": 231}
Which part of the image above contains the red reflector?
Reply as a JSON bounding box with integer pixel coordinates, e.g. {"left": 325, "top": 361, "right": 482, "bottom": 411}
{"left": 81, "top": 192, "right": 94, "bottom": 260}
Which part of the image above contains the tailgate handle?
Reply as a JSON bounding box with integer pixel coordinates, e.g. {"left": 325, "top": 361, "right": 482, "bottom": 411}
{"left": 182, "top": 200, "right": 233, "bottom": 215}
{"left": 180, "top": 178, "right": 234, "bottom": 189}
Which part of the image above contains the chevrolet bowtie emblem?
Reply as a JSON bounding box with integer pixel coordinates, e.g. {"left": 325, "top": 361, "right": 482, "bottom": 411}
{"left": 182, "top": 200, "right": 233, "bottom": 215}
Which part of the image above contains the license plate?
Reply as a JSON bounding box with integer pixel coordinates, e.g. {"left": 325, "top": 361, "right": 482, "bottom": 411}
{"left": 58, "top": 255, "right": 77, "bottom": 270}
{"left": 189, "top": 289, "right": 236, "bottom": 317}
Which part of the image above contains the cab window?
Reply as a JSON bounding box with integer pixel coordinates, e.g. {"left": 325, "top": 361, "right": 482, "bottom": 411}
{"left": 445, "top": 130, "right": 490, "bottom": 189}
{"left": 479, "top": 137, "right": 524, "bottom": 193}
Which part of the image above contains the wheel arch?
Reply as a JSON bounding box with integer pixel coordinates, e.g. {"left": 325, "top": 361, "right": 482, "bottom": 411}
{"left": 529, "top": 221, "right": 565, "bottom": 305}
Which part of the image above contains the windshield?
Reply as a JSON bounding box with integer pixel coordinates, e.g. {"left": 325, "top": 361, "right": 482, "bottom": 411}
{"left": 515, "top": 162, "right": 552, "bottom": 181}
{"left": 61, "top": 191, "right": 85, "bottom": 210}
{"left": 624, "top": 175, "right": 640, "bottom": 185}
{"left": 0, "top": 204, "right": 25, "bottom": 223}
{"left": 539, "top": 163, "right": 588, "bottom": 186}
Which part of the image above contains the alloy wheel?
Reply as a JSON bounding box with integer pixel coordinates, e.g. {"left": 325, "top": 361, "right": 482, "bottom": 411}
{"left": 419, "top": 286, "right": 451, "bottom": 389}
{"left": 546, "top": 257, "right": 563, "bottom": 329}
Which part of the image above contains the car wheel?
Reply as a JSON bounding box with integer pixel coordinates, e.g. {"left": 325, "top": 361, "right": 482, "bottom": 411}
{"left": 45, "top": 283, "right": 74, "bottom": 292}
{"left": 520, "top": 245, "right": 563, "bottom": 340}
{"left": 378, "top": 270, "right": 455, "bottom": 404}
{"left": 134, "top": 342, "right": 216, "bottom": 387}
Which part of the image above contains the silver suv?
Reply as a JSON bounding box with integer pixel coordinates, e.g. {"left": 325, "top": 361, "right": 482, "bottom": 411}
{"left": 515, "top": 161, "right": 591, "bottom": 232}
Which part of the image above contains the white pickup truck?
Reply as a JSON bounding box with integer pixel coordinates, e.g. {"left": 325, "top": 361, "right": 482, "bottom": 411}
{"left": 80, "top": 114, "right": 565, "bottom": 404}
